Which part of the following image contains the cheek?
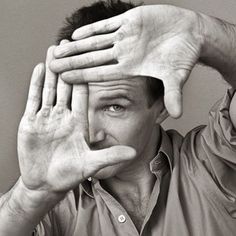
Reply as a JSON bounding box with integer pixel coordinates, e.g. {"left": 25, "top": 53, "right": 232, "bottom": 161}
{"left": 104, "top": 113, "right": 156, "bottom": 150}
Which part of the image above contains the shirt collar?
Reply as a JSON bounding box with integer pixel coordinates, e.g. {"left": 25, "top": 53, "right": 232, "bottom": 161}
{"left": 149, "top": 127, "right": 173, "bottom": 174}
{"left": 81, "top": 127, "right": 173, "bottom": 198}
{"left": 81, "top": 179, "right": 94, "bottom": 198}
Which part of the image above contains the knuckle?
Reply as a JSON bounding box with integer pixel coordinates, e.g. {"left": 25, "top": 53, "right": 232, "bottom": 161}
{"left": 40, "top": 107, "right": 51, "bottom": 117}
{"left": 79, "top": 70, "right": 85, "bottom": 82}
{"left": 74, "top": 42, "right": 81, "bottom": 52}
{"left": 86, "top": 54, "right": 95, "bottom": 67}
{"left": 90, "top": 38, "right": 99, "bottom": 49}
{"left": 97, "top": 70, "right": 105, "bottom": 82}
{"left": 68, "top": 57, "right": 76, "bottom": 70}
{"left": 104, "top": 20, "right": 112, "bottom": 31}
{"left": 115, "top": 31, "right": 125, "bottom": 41}
{"left": 54, "top": 105, "right": 65, "bottom": 114}
{"left": 24, "top": 113, "right": 36, "bottom": 122}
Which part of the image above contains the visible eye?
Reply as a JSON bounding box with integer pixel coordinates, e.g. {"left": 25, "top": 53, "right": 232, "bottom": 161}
{"left": 104, "top": 104, "right": 125, "bottom": 113}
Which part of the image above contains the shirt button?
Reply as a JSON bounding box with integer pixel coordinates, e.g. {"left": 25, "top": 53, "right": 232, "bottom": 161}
{"left": 118, "top": 214, "right": 126, "bottom": 223}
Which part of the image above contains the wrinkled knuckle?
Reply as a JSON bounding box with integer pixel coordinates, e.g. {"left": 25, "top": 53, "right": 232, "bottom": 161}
{"left": 78, "top": 70, "right": 85, "bottom": 82}
{"left": 68, "top": 58, "right": 76, "bottom": 70}
{"left": 25, "top": 114, "right": 36, "bottom": 122}
{"left": 74, "top": 42, "right": 81, "bottom": 52}
{"left": 54, "top": 105, "right": 65, "bottom": 114}
{"left": 41, "top": 107, "right": 51, "bottom": 117}
{"left": 28, "top": 93, "right": 40, "bottom": 102}
{"left": 90, "top": 38, "right": 99, "bottom": 49}
{"left": 121, "top": 14, "right": 130, "bottom": 25}
{"left": 97, "top": 70, "right": 105, "bottom": 82}
{"left": 115, "top": 31, "right": 125, "bottom": 42}
{"left": 88, "top": 54, "right": 95, "bottom": 67}
{"left": 104, "top": 21, "right": 111, "bottom": 31}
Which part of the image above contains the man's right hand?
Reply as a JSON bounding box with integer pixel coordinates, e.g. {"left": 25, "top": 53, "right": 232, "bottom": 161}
{"left": 17, "top": 45, "right": 136, "bottom": 199}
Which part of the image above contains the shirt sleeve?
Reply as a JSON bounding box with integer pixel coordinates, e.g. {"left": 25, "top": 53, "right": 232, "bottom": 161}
{"left": 183, "top": 88, "right": 236, "bottom": 201}
{"left": 33, "top": 190, "right": 78, "bottom": 236}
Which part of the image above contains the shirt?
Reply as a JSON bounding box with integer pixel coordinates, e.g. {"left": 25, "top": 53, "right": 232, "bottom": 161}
{"left": 34, "top": 89, "right": 236, "bottom": 236}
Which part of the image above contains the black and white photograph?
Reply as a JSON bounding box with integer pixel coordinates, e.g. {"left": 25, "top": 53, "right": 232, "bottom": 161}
{"left": 0, "top": 0, "right": 236, "bottom": 235}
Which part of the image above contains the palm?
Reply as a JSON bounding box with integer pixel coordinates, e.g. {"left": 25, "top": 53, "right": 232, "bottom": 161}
{"left": 18, "top": 46, "right": 135, "bottom": 195}
{"left": 18, "top": 110, "right": 87, "bottom": 192}
{"left": 127, "top": 6, "right": 201, "bottom": 79}
{"left": 52, "top": 5, "right": 203, "bottom": 118}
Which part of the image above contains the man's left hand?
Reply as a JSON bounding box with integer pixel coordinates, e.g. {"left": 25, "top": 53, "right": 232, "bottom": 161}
{"left": 50, "top": 5, "right": 204, "bottom": 118}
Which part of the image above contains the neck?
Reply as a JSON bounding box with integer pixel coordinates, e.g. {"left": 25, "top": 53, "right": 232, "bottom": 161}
{"left": 101, "top": 125, "right": 161, "bottom": 201}
{"left": 101, "top": 162, "right": 155, "bottom": 201}
{"left": 100, "top": 126, "right": 161, "bottom": 232}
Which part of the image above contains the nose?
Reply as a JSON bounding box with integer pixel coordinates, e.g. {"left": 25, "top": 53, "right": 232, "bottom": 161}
{"left": 88, "top": 111, "right": 106, "bottom": 147}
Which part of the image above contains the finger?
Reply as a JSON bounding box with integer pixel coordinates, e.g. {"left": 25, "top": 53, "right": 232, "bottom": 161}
{"left": 56, "top": 40, "right": 72, "bottom": 108}
{"left": 54, "top": 33, "right": 116, "bottom": 58}
{"left": 61, "top": 64, "right": 122, "bottom": 83}
{"left": 72, "top": 84, "right": 89, "bottom": 137}
{"left": 42, "top": 46, "right": 57, "bottom": 108}
{"left": 72, "top": 15, "right": 122, "bottom": 40}
{"left": 24, "top": 63, "right": 45, "bottom": 116}
{"left": 57, "top": 77, "right": 72, "bottom": 109}
{"left": 51, "top": 48, "right": 115, "bottom": 73}
{"left": 163, "top": 78, "right": 183, "bottom": 118}
{"left": 88, "top": 146, "right": 136, "bottom": 171}
{"left": 60, "top": 39, "right": 70, "bottom": 45}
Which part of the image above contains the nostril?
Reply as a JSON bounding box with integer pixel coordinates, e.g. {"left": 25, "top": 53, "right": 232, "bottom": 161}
{"left": 89, "top": 130, "right": 106, "bottom": 146}
{"left": 96, "top": 130, "right": 106, "bottom": 141}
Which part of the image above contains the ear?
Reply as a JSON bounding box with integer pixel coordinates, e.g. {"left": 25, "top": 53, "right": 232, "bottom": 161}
{"left": 155, "top": 107, "right": 169, "bottom": 124}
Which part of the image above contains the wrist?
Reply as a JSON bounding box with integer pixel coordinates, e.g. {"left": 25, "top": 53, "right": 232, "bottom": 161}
{"left": 198, "top": 13, "right": 219, "bottom": 60}
{"left": 10, "top": 178, "right": 65, "bottom": 214}
{"left": 198, "top": 12, "right": 236, "bottom": 79}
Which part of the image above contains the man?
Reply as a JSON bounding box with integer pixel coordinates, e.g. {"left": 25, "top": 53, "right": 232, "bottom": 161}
{"left": 0, "top": 0, "right": 236, "bottom": 235}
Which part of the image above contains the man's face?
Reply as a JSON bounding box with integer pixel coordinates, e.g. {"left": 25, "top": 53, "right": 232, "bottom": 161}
{"left": 88, "top": 77, "right": 165, "bottom": 179}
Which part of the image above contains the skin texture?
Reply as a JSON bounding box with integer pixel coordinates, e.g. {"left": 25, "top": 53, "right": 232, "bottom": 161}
{"left": 1, "top": 4, "right": 236, "bottom": 236}
{"left": 87, "top": 78, "right": 166, "bottom": 179}
{"left": 17, "top": 43, "right": 137, "bottom": 195}
{"left": 51, "top": 5, "right": 203, "bottom": 118}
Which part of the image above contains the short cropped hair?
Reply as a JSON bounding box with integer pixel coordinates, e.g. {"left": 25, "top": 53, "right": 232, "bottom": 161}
{"left": 57, "top": 0, "right": 164, "bottom": 106}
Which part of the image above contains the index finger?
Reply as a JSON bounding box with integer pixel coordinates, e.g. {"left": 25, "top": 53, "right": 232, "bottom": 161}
{"left": 72, "top": 14, "right": 122, "bottom": 40}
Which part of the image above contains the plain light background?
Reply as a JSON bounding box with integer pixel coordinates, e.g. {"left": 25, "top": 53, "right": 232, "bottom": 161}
{"left": 0, "top": 0, "right": 235, "bottom": 193}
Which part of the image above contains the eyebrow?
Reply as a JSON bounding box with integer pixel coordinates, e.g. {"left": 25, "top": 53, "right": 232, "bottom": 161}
{"left": 98, "top": 93, "right": 134, "bottom": 102}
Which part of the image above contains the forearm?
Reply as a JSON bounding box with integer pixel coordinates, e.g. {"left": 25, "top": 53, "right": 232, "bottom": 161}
{"left": 0, "top": 178, "right": 63, "bottom": 236}
{"left": 199, "top": 13, "right": 236, "bottom": 87}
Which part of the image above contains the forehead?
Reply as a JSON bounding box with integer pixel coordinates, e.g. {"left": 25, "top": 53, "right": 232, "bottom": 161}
{"left": 88, "top": 77, "right": 147, "bottom": 99}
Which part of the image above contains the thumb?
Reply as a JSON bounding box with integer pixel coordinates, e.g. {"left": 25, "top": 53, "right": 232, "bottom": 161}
{"left": 88, "top": 145, "right": 136, "bottom": 171}
{"left": 163, "top": 77, "right": 183, "bottom": 118}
